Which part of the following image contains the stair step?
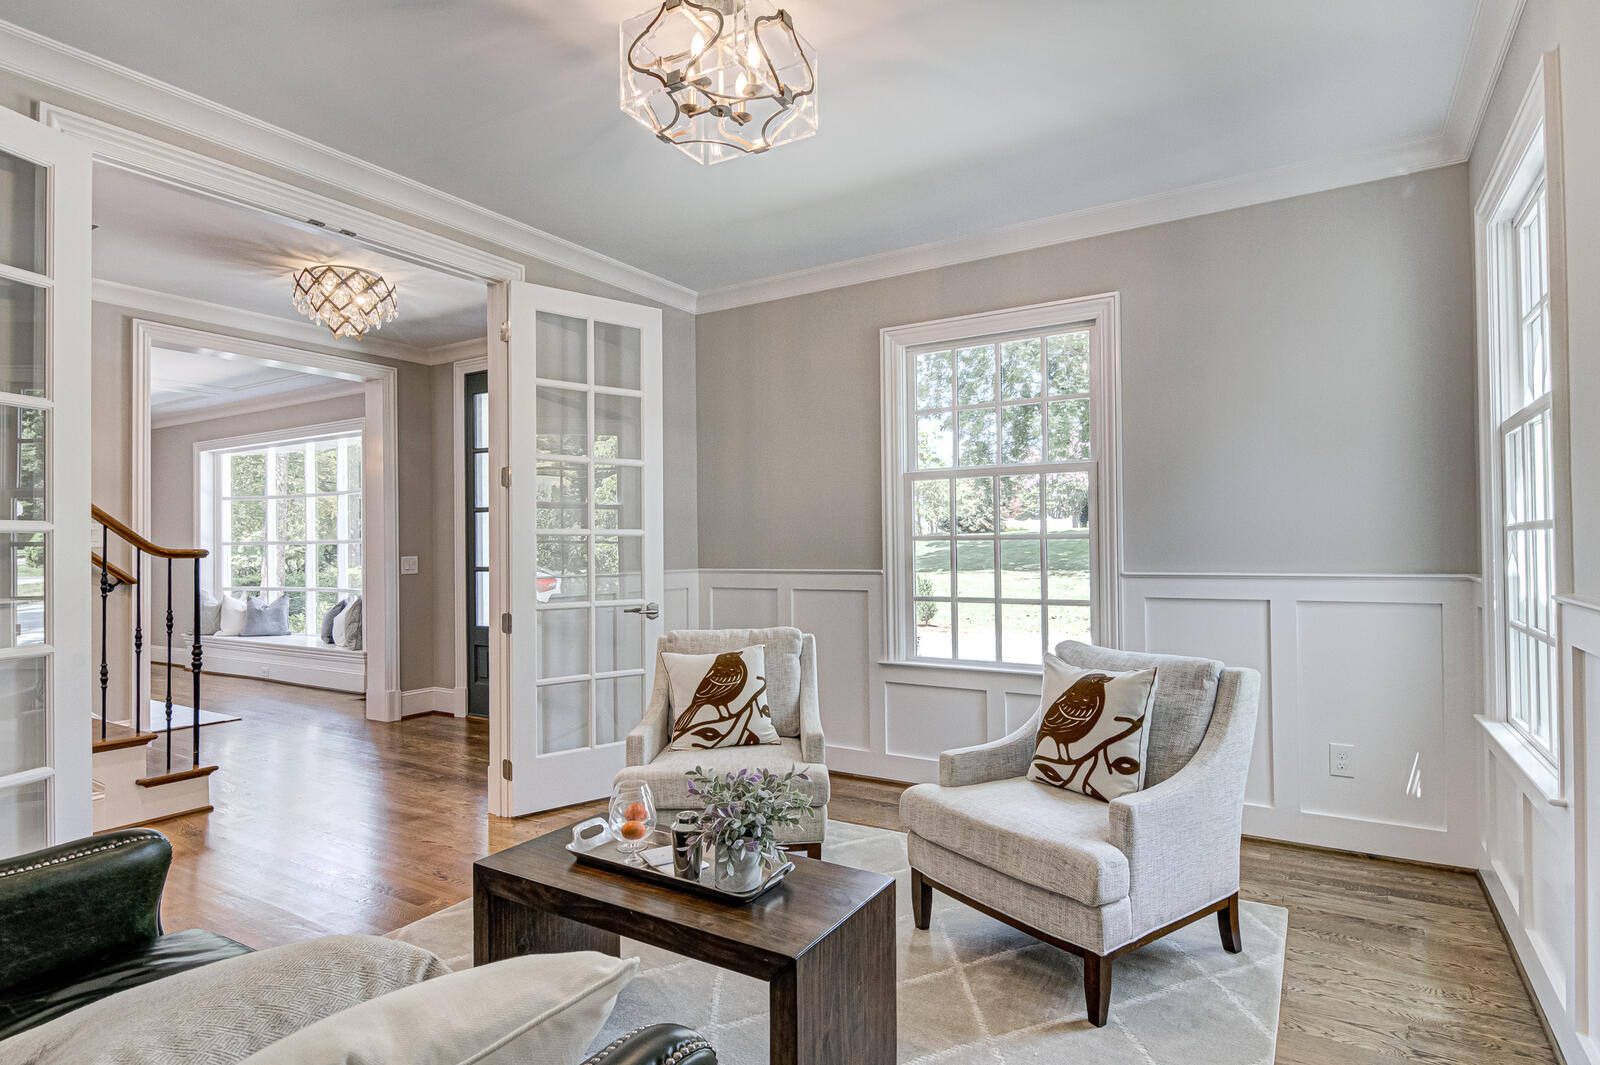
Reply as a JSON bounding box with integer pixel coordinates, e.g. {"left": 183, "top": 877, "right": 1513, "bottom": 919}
{"left": 92, "top": 720, "right": 159, "bottom": 753}
{"left": 136, "top": 764, "right": 219, "bottom": 788}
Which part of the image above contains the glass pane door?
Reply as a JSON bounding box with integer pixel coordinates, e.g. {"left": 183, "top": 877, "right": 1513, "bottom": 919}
{"left": 0, "top": 111, "right": 92, "bottom": 856}
{"left": 501, "top": 284, "right": 662, "bottom": 814}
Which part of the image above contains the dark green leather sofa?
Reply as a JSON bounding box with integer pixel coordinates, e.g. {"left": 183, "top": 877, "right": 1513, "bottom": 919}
{"left": 0, "top": 828, "right": 251, "bottom": 1040}
{"left": 0, "top": 829, "right": 715, "bottom": 1065}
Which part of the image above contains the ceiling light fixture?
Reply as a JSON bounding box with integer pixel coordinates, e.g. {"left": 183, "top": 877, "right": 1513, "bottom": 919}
{"left": 291, "top": 265, "right": 397, "bottom": 340}
{"left": 621, "top": 0, "right": 818, "bottom": 164}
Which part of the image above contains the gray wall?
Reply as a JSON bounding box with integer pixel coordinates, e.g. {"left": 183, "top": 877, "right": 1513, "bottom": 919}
{"left": 695, "top": 167, "right": 1478, "bottom": 574}
{"left": 1470, "top": 0, "right": 1600, "bottom": 601}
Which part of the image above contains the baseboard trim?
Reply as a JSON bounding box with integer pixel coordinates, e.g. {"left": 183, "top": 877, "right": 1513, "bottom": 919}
{"left": 400, "top": 687, "right": 462, "bottom": 718}
{"left": 1478, "top": 869, "right": 1577, "bottom": 1065}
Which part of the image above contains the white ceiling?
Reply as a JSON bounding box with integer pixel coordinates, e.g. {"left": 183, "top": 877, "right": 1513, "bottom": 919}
{"left": 5, "top": 1, "right": 1500, "bottom": 294}
{"left": 93, "top": 165, "right": 488, "bottom": 349}
{"left": 149, "top": 346, "right": 355, "bottom": 419}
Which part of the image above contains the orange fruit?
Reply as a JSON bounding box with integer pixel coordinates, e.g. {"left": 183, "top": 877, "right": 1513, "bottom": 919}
{"left": 619, "top": 820, "right": 649, "bottom": 841}
{"left": 624, "top": 802, "right": 649, "bottom": 822}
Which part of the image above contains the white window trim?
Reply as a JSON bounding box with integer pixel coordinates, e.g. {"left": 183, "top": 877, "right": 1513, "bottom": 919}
{"left": 880, "top": 292, "right": 1123, "bottom": 666}
{"left": 1474, "top": 56, "right": 1571, "bottom": 797}
{"left": 194, "top": 418, "right": 365, "bottom": 637}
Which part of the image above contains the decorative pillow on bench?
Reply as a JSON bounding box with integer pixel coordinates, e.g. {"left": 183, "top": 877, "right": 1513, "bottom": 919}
{"left": 242, "top": 593, "right": 292, "bottom": 637}
{"left": 664, "top": 645, "right": 780, "bottom": 750}
{"left": 1026, "top": 653, "right": 1157, "bottom": 802}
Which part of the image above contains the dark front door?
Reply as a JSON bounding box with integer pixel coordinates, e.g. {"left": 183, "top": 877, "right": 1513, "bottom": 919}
{"left": 465, "top": 370, "right": 489, "bottom": 718}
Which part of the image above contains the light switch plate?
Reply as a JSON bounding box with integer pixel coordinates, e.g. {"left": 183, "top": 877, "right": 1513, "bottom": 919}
{"left": 400, "top": 555, "right": 419, "bottom": 575}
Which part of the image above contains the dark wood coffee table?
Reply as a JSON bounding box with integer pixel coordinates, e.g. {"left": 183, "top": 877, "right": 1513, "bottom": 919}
{"left": 474, "top": 827, "right": 896, "bottom": 1065}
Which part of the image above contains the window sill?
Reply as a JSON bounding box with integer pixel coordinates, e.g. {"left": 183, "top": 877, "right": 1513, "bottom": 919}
{"left": 879, "top": 658, "right": 1044, "bottom": 679}
{"left": 1477, "top": 715, "right": 1565, "bottom": 807}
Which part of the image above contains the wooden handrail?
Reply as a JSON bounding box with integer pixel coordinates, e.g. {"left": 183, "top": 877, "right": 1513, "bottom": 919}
{"left": 91, "top": 551, "right": 137, "bottom": 586}
{"left": 92, "top": 505, "right": 208, "bottom": 559}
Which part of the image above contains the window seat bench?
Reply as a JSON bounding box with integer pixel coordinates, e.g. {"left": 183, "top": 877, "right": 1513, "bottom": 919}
{"left": 178, "top": 632, "right": 365, "bottom": 693}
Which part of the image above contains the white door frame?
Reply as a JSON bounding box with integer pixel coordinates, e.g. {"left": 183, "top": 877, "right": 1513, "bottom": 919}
{"left": 129, "top": 320, "right": 403, "bottom": 718}
{"left": 452, "top": 353, "right": 488, "bottom": 721}
{"left": 38, "top": 103, "right": 525, "bottom": 738}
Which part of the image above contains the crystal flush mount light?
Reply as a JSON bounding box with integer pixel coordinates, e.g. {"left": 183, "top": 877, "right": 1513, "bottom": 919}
{"left": 291, "top": 265, "right": 398, "bottom": 340}
{"left": 621, "top": 0, "right": 818, "bottom": 164}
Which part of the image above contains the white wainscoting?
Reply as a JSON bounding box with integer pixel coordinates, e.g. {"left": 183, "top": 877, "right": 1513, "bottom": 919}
{"left": 689, "top": 568, "right": 1481, "bottom": 866}
{"left": 1479, "top": 595, "right": 1600, "bottom": 1065}
{"left": 1121, "top": 573, "right": 1481, "bottom": 867}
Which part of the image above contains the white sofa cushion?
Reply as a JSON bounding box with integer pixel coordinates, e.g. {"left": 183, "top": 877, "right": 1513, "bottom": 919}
{"left": 217, "top": 593, "right": 248, "bottom": 636}
{"left": 900, "top": 776, "right": 1130, "bottom": 906}
{"left": 658, "top": 627, "right": 804, "bottom": 736}
{"left": 1055, "top": 641, "right": 1222, "bottom": 787}
{"left": 240, "top": 951, "right": 637, "bottom": 1065}
{"left": 616, "top": 737, "right": 828, "bottom": 810}
{"left": 663, "top": 645, "right": 780, "bottom": 750}
{"left": 0, "top": 935, "right": 447, "bottom": 1065}
{"left": 1026, "top": 654, "right": 1156, "bottom": 802}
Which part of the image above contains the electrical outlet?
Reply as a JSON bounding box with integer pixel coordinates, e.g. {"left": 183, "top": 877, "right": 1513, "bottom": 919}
{"left": 1329, "top": 743, "right": 1354, "bottom": 778}
{"left": 400, "top": 555, "right": 419, "bottom": 575}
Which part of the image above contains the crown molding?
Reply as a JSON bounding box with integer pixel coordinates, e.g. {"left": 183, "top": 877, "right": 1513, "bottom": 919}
{"left": 93, "top": 279, "right": 439, "bottom": 365}
{"left": 1440, "top": 0, "right": 1527, "bottom": 161}
{"left": 696, "top": 135, "right": 1460, "bottom": 313}
{"left": 150, "top": 379, "right": 365, "bottom": 430}
{"left": 0, "top": 19, "right": 696, "bottom": 312}
{"left": 423, "top": 337, "right": 491, "bottom": 366}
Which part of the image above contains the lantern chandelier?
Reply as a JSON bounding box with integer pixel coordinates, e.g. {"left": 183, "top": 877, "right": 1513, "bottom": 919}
{"left": 620, "top": 0, "right": 818, "bottom": 164}
{"left": 291, "top": 265, "right": 398, "bottom": 340}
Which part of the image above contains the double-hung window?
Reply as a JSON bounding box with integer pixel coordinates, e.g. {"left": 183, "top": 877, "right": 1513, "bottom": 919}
{"left": 1483, "top": 114, "right": 1558, "bottom": 767}
{"left": 883, "top": 296, "right": 1120, "bottom": 666}
{"left": 203, "top": 426, "right": 364, "bottom": 638}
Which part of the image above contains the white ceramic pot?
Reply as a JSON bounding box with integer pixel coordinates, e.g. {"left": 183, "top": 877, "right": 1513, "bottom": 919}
{"left": 714, "top": 841, "right": 764, "bottom": 893}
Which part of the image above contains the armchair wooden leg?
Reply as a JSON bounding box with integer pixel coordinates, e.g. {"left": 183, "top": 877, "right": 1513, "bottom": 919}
{"left": 911, "top": 868, "right": 932, "bottom": 930}
{"left": 785, "top": 842, "right": 822, "bottom": 860}
{"left": 1083, "top": 953, "right": 1113, "bottom": 1027}
{"left": 1218, "top": 892, "right": 1243, "bottom": 954}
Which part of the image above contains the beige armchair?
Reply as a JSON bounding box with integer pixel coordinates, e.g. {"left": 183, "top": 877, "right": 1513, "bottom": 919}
{"left": 616, "top": 626, "right": 829, "bottom": 858}
{"left": 899, "top": 641, "right": 1261, "bottom": 1027}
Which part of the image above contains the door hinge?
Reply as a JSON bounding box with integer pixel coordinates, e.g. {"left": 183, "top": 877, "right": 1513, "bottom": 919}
{"left": 499, "top": 321, "right": 512, "bottom": 342}
{"left": 500, "top": 612, "right": 512, "bottom": 634}
{"left": 500, "top": 466, "right": 511, "bottom": 488}
{"left": 501, "top": 758, "right": 513, "bottom": 781}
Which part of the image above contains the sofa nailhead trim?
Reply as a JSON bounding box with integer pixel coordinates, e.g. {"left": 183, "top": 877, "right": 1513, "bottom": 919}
{"left": 0, "top": 830, "right": 165, "bottom": 879}
{"left": 583, "top": 1026, "right": 712, "bottom": 1064}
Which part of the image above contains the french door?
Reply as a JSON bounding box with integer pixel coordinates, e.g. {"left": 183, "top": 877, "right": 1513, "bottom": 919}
{"left": 490, "top": 283, "right": 664, "bottom": 815}
{"left": 464, "top": 369, "right": 488, "bottom": 718}
{"left": 0, "top": 109, "right": 92, "bottom": 856}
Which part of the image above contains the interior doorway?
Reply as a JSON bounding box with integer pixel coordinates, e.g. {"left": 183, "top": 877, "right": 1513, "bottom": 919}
{"left": 464, "top": 370, "right": 489, "bottom": 718}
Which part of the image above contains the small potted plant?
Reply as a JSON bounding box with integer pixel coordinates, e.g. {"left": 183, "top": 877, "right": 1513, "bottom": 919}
{"left": 686, "top": 766, "right": 818, "bottom": 893}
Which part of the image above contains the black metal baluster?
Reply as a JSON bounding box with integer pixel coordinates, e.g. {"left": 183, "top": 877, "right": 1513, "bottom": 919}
{"left": 164, "top": 557, "right": 174, "bottom": 773}
{"left": 191, "top": 558, "right": 202, "bottom": 768}
{"left": 133, "top": 551, "right": 143, "bottom": 734}
{"left": 98, "top": 525, "right": 109, "bottom": 740}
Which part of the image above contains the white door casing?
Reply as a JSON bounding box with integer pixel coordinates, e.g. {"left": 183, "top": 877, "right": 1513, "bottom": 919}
{"left": 0, "top": 108, "right": 91, "bottom": 856}
{"left": 491, "top": 283, "right": 664, "bottom": 815}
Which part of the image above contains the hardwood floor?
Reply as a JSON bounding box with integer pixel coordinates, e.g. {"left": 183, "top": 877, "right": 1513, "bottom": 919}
{"left": 145, "top": 674, "right": 1556, "bottom": 1064}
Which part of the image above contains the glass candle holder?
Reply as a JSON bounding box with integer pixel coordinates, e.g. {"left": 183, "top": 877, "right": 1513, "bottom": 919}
{"left": 609, "top": 782, "right": 656, "bottom": 865}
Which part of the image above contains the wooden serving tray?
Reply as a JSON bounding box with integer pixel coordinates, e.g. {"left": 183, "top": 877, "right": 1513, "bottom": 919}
{"left": 565, "top": 828, "right": 795, "bottom": 904}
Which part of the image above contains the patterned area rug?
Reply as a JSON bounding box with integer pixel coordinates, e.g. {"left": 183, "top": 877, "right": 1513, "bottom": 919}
{"left": 389, "top": 820, "right": 1287, "bottom": 1064}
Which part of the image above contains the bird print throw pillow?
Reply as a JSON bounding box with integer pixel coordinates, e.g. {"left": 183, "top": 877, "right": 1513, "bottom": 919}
{"left": 1026, "top": 654, "right": 1158, "bottom": 802}
{"left": 664, "top": 645, "right": 781, "bottom": 750}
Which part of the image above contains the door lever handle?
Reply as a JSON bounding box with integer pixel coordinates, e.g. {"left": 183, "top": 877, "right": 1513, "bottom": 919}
{"left": 623, "top": 602, "right": 660, "bottom": 620}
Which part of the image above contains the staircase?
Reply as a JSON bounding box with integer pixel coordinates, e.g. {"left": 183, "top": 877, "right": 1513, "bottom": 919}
{"left": 89, "top": 506, "right": 219, "bottom": 831}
